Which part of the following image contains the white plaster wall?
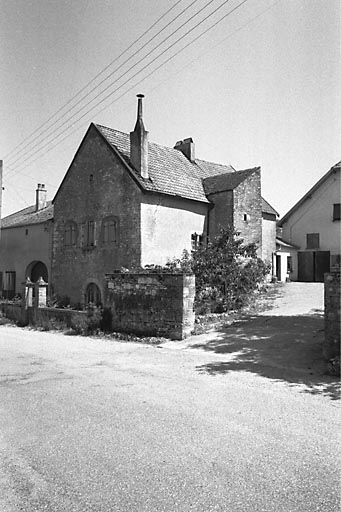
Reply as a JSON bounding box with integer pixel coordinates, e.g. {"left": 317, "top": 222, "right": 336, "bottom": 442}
{"left": 262, "top": 218, "right": 276, "bottom": 264}
{"left": 140, "top": 196, "right": 207, "bottom": 266}
{"left": 281, "top": 170, "right": 341, "bottom": 255}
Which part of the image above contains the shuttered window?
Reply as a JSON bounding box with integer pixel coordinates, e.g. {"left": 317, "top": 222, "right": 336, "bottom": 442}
{"left": 306, "top": 233, "right": 320, "bottom": 249}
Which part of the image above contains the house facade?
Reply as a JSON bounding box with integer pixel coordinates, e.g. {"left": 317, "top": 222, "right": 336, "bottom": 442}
{"left": 1, "top": 96, "right": 278, "bottom": 304}
{"left": 277, "top": 161, "right": 341, "bottom": 282}
{"left": 0, "top": 185, "right": 53, "bottom": 298}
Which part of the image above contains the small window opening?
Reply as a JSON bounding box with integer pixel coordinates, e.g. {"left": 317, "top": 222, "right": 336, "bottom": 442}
{"left": 333, "top": 203, "right": 341, "bottom": 221}
{"left": 191, "top": 232, "right": 203, "bottom": 251}
{"left": 243, "top": 213, "right": 250, "bottom": 222}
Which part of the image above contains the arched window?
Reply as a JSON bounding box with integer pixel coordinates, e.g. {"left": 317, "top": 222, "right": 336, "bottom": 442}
{"left": 64, "top": 221, "right": 77, "bottom": 246}
{"left": 102, "top": 217, "right": 118, "bottom": 244}
{"left": 85, "top": 283, "right": 101, "bottom": 306}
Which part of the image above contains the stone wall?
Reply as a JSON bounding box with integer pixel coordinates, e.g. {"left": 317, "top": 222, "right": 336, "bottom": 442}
{"left": 0, "top": 301, "right": 87, "bottom": 330}
{"left": 233, "top": 170, "right": 262, "bottom": 254}
{"left": 105, "top": 272, "right": 195, "bottom": 339}
{"left": 324, "top": 268, "right": 341, "bottom": 359}
{"left": 52, "top": 125, "right": 142, "bottom": 305}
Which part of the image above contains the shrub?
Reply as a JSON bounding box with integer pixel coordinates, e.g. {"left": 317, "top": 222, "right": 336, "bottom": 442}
{"left": 70, "top": 304, "right": 102, "bottom": 335}
{"left": 166, "top": 227, "right": 270, "bottom": 313}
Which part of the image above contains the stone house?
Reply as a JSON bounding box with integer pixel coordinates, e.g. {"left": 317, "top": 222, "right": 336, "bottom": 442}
{"left": 0, "top": 96, "right": 278, "bottom": 303}
{"left": 277, "top": 161, "right": 341, "bottom": 282}
{"left": 0, "top": 184, "right": 53, "bottom": 298}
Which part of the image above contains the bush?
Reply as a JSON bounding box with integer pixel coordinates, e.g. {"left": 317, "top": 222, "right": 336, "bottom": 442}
{"left": 166, "top": 227, "right": 270, "bottom": 313}
{"left": 70, "top": 304, "right": 102, "bottom": 335}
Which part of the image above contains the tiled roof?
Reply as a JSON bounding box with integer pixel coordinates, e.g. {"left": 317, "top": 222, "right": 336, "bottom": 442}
{"left": 262, "top": 197, "right": 279, "bottom": 217}
{"left": 1, "top": 202, "right": 54, "bottom": 229}
{"left": 203, "top": 168, "right": 260, "bottom": 195}
{"left": 96, "top": 124, "right": 235, "bottom": 203}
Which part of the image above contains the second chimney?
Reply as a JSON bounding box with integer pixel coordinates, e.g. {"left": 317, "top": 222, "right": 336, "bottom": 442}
{"left": 174, "top": 138, "right": 195, "bottom": 162}
{"left": 36, "top": 183, "right": 47, "bottom": 211}
{"left": 130, "top": 94, "right": 149, "bottom": 179}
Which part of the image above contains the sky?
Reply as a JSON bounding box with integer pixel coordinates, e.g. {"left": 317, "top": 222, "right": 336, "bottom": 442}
{"left": 0, "top": 0, "right": 340, "bottom": 219}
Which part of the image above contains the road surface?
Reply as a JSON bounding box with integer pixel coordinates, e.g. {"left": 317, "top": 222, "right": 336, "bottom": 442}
{"left": 0, "top": 283, "right": 339, "bottom": 511}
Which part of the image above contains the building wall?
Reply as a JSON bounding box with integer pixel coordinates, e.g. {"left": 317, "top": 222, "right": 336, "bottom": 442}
{"left": 233, "top": 170, "right": 262, "bottom": 253}
{"left": 52, "top": 126, "right": 142, "bottom": 305}
{"left": 280, "top": 170, "right": 341, "bottom": 257}
{"left": 206, "top": 190, "right": 233, "bottom": 240}
{"left": 0, "top": 221, "right": 52, "bottom": 296}
{"left": 140, "top": 194, "right": 207, "bottom": 266}
{"left": 262, "top": 216, "right": 277, "bottom": 264}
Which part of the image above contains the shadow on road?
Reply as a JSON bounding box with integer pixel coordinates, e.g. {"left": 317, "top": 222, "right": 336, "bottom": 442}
{"left": 193, "top": 313, "right": 340, "bottom": 400}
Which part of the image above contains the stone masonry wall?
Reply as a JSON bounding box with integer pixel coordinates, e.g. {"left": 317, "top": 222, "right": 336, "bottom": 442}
{"left": 324, "top": 268, "right": 341, "bottom": 359}
{"left": 52, "top": 125, "right": 142, "bottom": 305}
{"left": 234, "top": 170, "right": 262, "bottom": 255}
{"left": 105, "top": 273, "right": 195, "bottom": 340}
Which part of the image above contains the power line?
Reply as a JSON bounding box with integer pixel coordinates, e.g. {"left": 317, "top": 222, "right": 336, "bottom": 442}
{"left": 148, "top": 0, "right": 281, "bottom": 97}
{"left": 6, "top": 0, "right": 235, "bottom": 175}
{"left": 3, "top": 0, "right": 185, "bottom": 162}
{"left": 6, "top": 0, "right": 214, "bottom": 171}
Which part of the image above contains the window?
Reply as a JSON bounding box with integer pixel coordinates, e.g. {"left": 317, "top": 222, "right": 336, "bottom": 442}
{"left": 86, "top": 221, "right": 95, "bottom": 246}
{"left": 85, "top": 283, "right": 101, "bottom": 306}
{"left": 64, "top": 222, "right": 77, "bottom": 246}
{"left": 243, "top": 213, "right": 250, "bottom": 222}
{"left": 191, "top": 232, "right": 203, "bottom": 251}
{"left": 333, "top": 203, "right": 341, "bottom": 221}
{"left": 306, "top": 233, "right": 320, "bottom": 249}
{"left": 2, "top": 271, "right": 16, "bottom": 299}
{"left": 102, "top": 217, "right": 118, "bottom": 244}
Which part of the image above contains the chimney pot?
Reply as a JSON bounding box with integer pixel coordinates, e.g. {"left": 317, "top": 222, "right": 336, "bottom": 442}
{"left": 130, "top": 94, "right": 149, "bottom": 179}
{"left": 36, "top": 183, "right": 47, "bottom": 211}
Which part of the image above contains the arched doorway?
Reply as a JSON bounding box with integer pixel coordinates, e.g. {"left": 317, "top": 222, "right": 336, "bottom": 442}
{"left": 85, "top": 283, "right": 101, "bottom": 306}
{"left": 25, "top": 261, "right": 49, "bottom": 283}
{"left": 27, "top": 261, "right": 48, "bottom": 283}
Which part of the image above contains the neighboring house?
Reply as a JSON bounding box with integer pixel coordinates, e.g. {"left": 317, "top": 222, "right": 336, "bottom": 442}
{"left": 0, "top": 185, "right": 53, "bottom": 298}
{"left": 0, "top": 96, "right": 278, "bottom": 304}
{"left": 277, "top": 161, "right": 341, "bottom": 282}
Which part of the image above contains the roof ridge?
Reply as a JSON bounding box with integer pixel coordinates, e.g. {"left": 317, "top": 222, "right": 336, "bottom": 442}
{"left": 196, "top": 157, "right": 234, "bottom": 169}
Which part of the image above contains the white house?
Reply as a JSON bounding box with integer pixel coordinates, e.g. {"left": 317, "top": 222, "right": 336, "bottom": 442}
{"left": 277, "top": 161, "right": 341, "bottom": 282}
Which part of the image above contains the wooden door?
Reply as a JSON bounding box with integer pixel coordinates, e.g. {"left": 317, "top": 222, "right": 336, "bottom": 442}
{"left": 315, "top": 251, "right": 330, "bottom": 282}
{"left": 298, "top": 252, "right": 314, "bottom": 281}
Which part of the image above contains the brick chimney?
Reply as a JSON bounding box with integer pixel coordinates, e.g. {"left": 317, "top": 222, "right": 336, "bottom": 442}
{"left": 36, "top": 183, "right": 47, "bottom": 211}
{"left": 130, "top": 94, "right": 149, "bottom": 179}
{"left": 174, "top": 138, "right": 195, "bottom": 162}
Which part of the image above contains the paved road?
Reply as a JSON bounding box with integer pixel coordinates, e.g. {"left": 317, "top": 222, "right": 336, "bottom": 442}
{"left": 0, "top": 284, "right": 340, "bottom": 511}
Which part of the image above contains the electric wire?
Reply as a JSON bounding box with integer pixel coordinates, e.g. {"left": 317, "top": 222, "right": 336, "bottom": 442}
{"left": 3, "top": 0, "right": 184, "bottom": 162}
{"left": 6, "top": 0, "right": 237, "bottom": 175}
{"left": 5, "top": 0, "right": 215, "bottom": 171}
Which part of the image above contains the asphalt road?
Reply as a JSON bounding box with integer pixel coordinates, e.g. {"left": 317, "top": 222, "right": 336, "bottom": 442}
{"left": 0, "top": 296, "right": 340, "bottom": 511}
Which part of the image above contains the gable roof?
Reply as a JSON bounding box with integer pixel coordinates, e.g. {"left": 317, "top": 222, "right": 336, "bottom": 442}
{"left": 278, "top": 161, "right": 341, "bottom": 226}
{"left": 95, "top": 124, "right": 236, "bottom": 204}
{"left": 203, "top": 168, "right": 260, "bottom": 195}
{"left": 262, "top": 197, "right": 279, "bottom": 217}
{"left": 1, "top": 202, "right": 54, "bottom": 229}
